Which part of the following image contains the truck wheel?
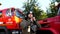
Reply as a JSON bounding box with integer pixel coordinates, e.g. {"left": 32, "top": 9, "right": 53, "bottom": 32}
{"left": 0, "top": 32, "right": 5, "bottom": 34}
{"left": 0, "top": 26, "right": 8, "bottom": 34}
{"left": 0, "top": 29, "right": 5, "bottom": 34}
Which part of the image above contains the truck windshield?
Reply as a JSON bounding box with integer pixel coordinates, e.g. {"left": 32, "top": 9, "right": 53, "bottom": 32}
{"left": 6, "top": 9, "right": 24, "bottom": 18}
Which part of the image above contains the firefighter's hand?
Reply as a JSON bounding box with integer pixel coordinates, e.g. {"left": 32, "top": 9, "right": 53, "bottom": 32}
{"left": 33, "top": 17, "right": 36, "bottom": 21}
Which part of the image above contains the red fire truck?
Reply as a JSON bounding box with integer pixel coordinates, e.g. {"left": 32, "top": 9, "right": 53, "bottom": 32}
{"left": 0, "top": 8, "right": 24, "bottom": 34}
{"left": 37, "top": 3, "right": 60, "bottom": 34}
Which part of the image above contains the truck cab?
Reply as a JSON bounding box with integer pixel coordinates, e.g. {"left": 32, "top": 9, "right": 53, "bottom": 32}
{"left": 0, "top": 8, "right": 24, "bottom": 34}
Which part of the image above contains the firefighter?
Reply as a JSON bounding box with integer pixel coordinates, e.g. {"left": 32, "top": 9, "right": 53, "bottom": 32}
{"left": 20, "top": 13, "right": 30, "bottom": 34}
{"left": 27, "top": 11, "right": 38, "bottom": 34}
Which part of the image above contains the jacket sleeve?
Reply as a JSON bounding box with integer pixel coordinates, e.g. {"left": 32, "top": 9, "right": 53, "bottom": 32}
{"left": 34, "top": 21, "right": 41, "bottom": 28}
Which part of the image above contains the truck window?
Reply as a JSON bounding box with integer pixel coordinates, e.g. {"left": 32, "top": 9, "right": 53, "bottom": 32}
{"left": 6, "top": 9, "right": 24, "bottom": 18}
{"left": 0, "top": 11, "right": 2, "bottom": 17}
{"left": 15, "top": 10, "right": 24, "bottom": 18}
{"left": 6, "top": 9, "right": 13, "bottom": 16}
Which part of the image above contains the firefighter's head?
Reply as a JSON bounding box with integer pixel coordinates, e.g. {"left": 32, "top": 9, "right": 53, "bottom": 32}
{"left": 26, "top": 11, "right": 34, "bottom": 19}
{"left": 28, "top": 11, "right": 33, "bottom": 18}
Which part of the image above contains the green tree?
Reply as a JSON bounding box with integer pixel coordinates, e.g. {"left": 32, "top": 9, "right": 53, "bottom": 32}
{"left": 40, "top": 11, "right": 47, "bottom": 20}
{"left": 56, "top": 0, "right": 60, "bottom": 2}
{"left": 47, "top": 1, "right": 58, "bottom": 18}
{"left": 23, "top": 0, "right": 47, "bottom": 20}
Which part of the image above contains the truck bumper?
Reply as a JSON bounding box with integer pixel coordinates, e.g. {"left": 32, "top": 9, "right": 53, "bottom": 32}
{"left": 0, "top": 26, "right": 22, "bottom": 34}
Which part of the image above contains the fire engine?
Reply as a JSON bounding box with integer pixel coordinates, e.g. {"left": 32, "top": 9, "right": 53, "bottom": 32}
{"left": 0, "top": 8, "right": 24, "bottom": 34}
{"left": 37, "top": 3, "right": 60, "bottom": 34}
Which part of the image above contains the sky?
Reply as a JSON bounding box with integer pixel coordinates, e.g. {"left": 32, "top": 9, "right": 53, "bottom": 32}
{"left": 0, "top": 0, "right": 51, "bottom": 11}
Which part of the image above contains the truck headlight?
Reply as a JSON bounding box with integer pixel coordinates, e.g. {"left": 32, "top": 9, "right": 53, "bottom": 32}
{"left": 0, "top": 22, "right": 3, "bottom": 24}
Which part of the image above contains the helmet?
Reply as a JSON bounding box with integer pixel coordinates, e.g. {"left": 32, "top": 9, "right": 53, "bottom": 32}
{"left": 30, "top": 11, "right": 33, "bottom": 13}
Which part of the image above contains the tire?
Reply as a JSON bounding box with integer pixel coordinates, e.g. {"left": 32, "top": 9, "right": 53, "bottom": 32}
{"left": 0, "top": 31, "right": 5, "bottom": 34}
{"left": 0, "top": 29, "right": 5, "bottom": 34}
{"left": 0, "top": 26, "right": 8, "bottom": 34}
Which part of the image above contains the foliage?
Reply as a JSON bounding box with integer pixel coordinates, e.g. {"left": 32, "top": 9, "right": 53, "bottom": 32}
{"left": 56, "top": 0, "right": 60, "bottom": 2}
{"left": 47, "top": 2, "right": 58, "bottom": 18}
{"left": 23, "top": 0, "right": 47, "bottom": 20}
